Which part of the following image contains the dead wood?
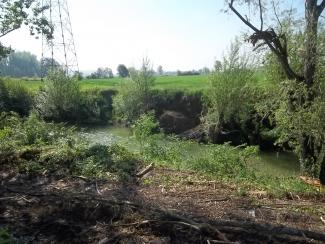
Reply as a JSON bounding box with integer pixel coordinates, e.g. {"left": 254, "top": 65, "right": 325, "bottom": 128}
{"left": 136, "top": 163, "right": 154, "bottom": 178}
{"left": 2, "top": 184, "right": 325, "bottom": 243}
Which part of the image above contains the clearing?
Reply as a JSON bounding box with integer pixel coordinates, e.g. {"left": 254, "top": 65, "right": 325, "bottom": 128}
{"left": 1, "top": 164, "right": 325, "bottom": 243}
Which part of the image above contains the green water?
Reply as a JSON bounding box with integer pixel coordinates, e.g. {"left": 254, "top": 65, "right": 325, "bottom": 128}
{"left": 80, "top": 126, "right": 300, "bottom": 177}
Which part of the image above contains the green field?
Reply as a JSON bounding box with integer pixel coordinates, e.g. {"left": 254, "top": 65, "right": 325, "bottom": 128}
{"left": 18, "top": 75, "right": 210, "bottom": 92}
{"left": 7, "top": 72, "right": 271, "bottom": 92}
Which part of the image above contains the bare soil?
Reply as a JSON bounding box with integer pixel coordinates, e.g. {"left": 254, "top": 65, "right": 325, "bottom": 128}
{"left": 1, "top": 166, "right": 325, "bottom": 243}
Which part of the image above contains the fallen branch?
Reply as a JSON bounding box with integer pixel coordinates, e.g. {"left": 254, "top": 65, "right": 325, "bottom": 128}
{"left": 136, "top": 163, "right": 154, "bottom": 178}
{"left": 321, "top": 216, "right": 325, "bottom": 224}
{"left": 199, "top": 198, "right": 230, "bottom": 203}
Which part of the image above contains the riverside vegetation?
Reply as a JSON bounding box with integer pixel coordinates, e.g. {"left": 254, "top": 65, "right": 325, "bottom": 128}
{"left": 1, "top": 0, "right": 325, "bottom": 242}
{"left": 0, "top": 48, "right": 323, "bottom": 195}
{"left": 1, "top": 58, "right": 325, "bottom": 242}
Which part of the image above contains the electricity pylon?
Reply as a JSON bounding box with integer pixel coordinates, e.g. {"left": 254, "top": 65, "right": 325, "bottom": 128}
{"left": 41, "top": 0, "right": 79, "bottom": 76}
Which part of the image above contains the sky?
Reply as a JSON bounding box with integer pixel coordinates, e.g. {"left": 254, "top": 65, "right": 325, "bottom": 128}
{"left": 0, "top": 0, "right": 303, "bottom": 73}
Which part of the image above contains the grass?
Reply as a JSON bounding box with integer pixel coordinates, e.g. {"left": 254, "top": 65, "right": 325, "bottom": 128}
{"left": 5, "top": 71, "right": 274, "bottom": 92}
{"left": 14, "top": 75, "right": 210, "bottom": 92}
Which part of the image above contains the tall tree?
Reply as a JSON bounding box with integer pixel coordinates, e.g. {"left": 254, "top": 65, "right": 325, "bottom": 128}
{"left": 0, "top": 51, "right": 40, "bottom": 77}
{"left": 117, "top": 64, "right": 129, "bottom": 78}
{"left": 226, "top": 0, "right": 325, "bottom": 182}
{"left": 157, "top": 65, "right": 163, "bottom": 76}
{"left": 0, "top": 0, "right": 53, "bottom": 59}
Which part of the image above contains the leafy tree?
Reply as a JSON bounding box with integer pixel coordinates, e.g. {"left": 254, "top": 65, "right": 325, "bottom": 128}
{"left": 0, "top": 79, "right": 32, "bottom": 115}
{"left": 40, "top": 57, "right": 61, "bottom": 77}
{"left": 214, "top": 60, "right": 222, "bottom": 72}
{"left": 113, "top": 58, "right": 155, "bottom": 122}
{"left": 157, "top": 65, "right": 163, "bottom": 76}
{"left": 203, "top": 39, "right": 257, "bottom": 142}
{"left": 225, "top": 0, "right": 325, "bottom": 180}
{"left": 73, "top": 71, "right": 83, "bottom": 81}
{"left": 88, "top": 67, "right": 114, "bottom": 79}
{"left": 107, "top": 68, "right": 114, "bottom": 78}
{"left": 117, "top": 64, "right": 129, "bottom": 78}
{"left": 201, "top": 67, "right": 210, "bottom": 75}
{"left": 0, "top": 51, "right": 40, "bottom": 77}
{"left": 34, "top": 70, "right": 82, "bottom": 122}
{"left": 0, "top": 0, "right": 53, "bottom": 59}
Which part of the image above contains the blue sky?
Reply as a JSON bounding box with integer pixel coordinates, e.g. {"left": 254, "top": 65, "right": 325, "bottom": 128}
{"left": 0, "top": 0, "right": 304, "bottom": 72}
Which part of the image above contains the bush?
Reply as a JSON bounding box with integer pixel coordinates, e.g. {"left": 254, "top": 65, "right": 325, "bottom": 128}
{"left": 132, "top": 112, "right": 159, "bottom": 152}
{"left": 0, "top": 79, "right": 32, "bottom": 116}
{"left": 34, "top": 70, "right": 82, "bottom": 122}
{"left": 77, "top": 89, "right": 115, "bottom": 125}
{"left": 113, "top": 58, "right": 155, "bottom": 123}
{"left": 0, "top": 112, "right": 136, "bottom": 180}
{"left": 202, "top": 40, "right": 259, "bottom": 144}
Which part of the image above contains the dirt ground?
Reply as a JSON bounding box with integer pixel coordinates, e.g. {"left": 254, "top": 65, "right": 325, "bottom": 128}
{"left": 1, "top": 166, "right": 325, "bottom": 243}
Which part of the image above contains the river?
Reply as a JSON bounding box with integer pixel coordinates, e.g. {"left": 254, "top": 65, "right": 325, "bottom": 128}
{"left": 80, "top": 126, "right": 300, "bottom": 177}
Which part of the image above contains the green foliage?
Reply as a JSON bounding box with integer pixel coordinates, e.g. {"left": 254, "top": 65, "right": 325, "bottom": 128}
{"left": 0, "top": 78, "right": 32, "bottom": 116}
{"left": 0, "top": 0, "right": 53, "bottom": 59}
{"left": 113, "top": 58, "right": 155, "bottom": 122}
{"left": 34, "top": 70, "right": 82, "bottom": 122}
{"left": 34, "top": 71, "right": 113, "bottom": 125}
{"left": 0, "top": 228, "right": 14, "bottom": 244}
{"left": 0, "top": 79, "right": 9, "bottom": 111}
{"left": 117, "top": 64, "right": 129, "bottom": 78}
{"left": 132, "top": 112, "right": 158, "bottom": 151}
{"left": 274, "top": 80, "right": 325, "bottom": 177}
{"left": 4, "top": 79, "right": 32, "bottom": 116}
{"left": 0, "top": 51, "right": 40, "bottom": 77}
{"left": 190, "top": 144, "right": 258, "bottom": 179}
{"left": 0, "top": 113, "right": 136, "bottom": 180}
{"left": 203, "top": 40, "right": 258, "bottom": 140}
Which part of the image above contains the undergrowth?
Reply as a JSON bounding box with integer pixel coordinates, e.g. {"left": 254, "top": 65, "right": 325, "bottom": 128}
{"left": 131, "top": 113, "right": 318, "bottom": 197}
{"left": 0, "top": 112, "right": 137, "bottom": 181}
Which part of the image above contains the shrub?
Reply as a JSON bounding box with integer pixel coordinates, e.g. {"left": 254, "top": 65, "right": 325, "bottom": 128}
{"left": 202, "top": 40, "right": 259, "bottom": 144}
{"left": 34, "top": 70, "right": 82, "bottom": 122}
{"left": 113, "top": 58, "right": 155, "bottom": 123}
{"left": 0, "top": 112, "right": 136, "bottom": 180}
{"left": 132, "top": 112, "right": 159, "bottom": 152}
{"left": 0, "top": 79, "right": 32, "bottom": 116}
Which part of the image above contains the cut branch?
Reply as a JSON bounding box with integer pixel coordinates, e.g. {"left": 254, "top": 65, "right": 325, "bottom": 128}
{"left": 229, "top": 0, "right": 259, "bottom": 32}
{"left": 228, "top": 0, "right": 303, "bottom": 81}
{"left": 136, "top": 163, "right": 154, "bottom": 178}
{"left": 318, "top": 0, "right": 325, "bottom": 17}
{"left": 0, "top": 26, "right": 20, "bottom": 38}
{"left": 258, "top": 0, "right": 263, "bottom": 30}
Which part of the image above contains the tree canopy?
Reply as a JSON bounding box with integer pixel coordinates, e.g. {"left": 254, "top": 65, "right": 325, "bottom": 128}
{"left": 225, "top": 0, "right": 325, "bottom": 182}
{"left": 0, "top": 0, "right": 53, "bottom": 59}
{"left": 117, "top": 64, "right": 129, "bottom": 78}
{"left": 0, "top": 51, "right": 40, "bottom": 77}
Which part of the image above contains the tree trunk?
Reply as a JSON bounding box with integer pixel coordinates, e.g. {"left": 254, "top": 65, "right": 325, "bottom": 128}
{"left": 304, "top": 0, "right": 318, "bottom": 88}
{"left": 300, "top": 1, "right": 319, "bottom": 177}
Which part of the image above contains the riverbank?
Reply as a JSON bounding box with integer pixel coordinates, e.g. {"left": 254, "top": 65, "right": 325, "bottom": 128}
{"left": 80, "top": 125, "right": 300, "bottom": 178}
{"left": 1, "top": 163, "right": 324, "bottom": 243}
{"left": 1, "top": 113, "right": 324, "bottom": 243}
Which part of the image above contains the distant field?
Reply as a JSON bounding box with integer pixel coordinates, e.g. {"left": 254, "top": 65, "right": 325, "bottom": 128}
{"left": 18, "top": 75, "right": 210, "bottom": 92}
{"left": 7, "top": 72, "right": 271, "bottom": 92}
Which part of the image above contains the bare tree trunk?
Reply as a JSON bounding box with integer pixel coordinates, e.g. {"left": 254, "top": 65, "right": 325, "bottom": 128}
{"left": 300, "top": 0, "right": 319, "bottom": 176}
{"left": 304, "top": 0, "right": 318, "bottom": 88}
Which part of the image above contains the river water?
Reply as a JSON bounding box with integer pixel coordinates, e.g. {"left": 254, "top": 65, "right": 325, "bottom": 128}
{"left": 80, "top": 126, "right": 300, "bottom": 177}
